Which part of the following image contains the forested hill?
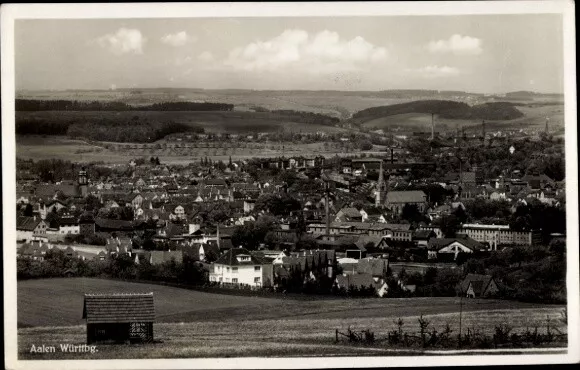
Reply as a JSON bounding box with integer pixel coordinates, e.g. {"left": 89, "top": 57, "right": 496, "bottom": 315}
{"left": 351, "top": 100, "right": 524, "bottom": 123}
{"left": 15, "top": 99, "right": 234, "bottom": 112}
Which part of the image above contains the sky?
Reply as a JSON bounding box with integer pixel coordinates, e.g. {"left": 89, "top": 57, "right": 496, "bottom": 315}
{"left": 15, "top": 15, "right": 565, "bottom": 94}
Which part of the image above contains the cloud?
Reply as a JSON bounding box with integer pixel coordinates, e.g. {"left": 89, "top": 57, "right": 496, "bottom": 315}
{"left": 408, "top": 65, "right": 461, "bottom": 78}
{"left": 222, "top": 29, "right": 388, "bottom": 74}
{"left": 173, "top": 56, "right": 192, "bottom": 67}
{"left": 428, "top": 34, "right": 482, "bottom": 55}
{"left": 198, "top": 51, "right": 214, "bottom": 62}
{"left": 160, "top": 31, "right": 194, "bottom": 47}
{"left": 96, "top": 28, "right": 146, "bottom": 54}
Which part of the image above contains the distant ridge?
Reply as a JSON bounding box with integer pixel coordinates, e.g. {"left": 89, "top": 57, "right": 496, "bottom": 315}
{"left": 16, "top": 87, "right": 564, "bottom": 97}
{"left": 351, "top": 100, "right": 524, "bottom": 123}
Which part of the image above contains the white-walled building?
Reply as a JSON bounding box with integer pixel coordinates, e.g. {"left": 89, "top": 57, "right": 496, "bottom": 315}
{"left": 16, "top": 216, "right": 48, "bottom": 242}
{"left": 209, "top": 248, "right": 273, "bottom": 287}
{"left": 460, "top": 223, "right": 539, "bottom": 247}
{"left": 59, "top": 217, "right": 80, "bottom": 235}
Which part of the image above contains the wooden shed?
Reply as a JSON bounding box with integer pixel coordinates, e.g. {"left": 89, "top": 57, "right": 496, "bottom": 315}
{"left": 83, "top": 293, "right": 155, "bottom": 344}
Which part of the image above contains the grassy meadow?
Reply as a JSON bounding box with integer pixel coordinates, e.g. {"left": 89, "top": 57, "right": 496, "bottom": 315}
{"left": 17, "top": 278, "right": 567, "bottom": 359}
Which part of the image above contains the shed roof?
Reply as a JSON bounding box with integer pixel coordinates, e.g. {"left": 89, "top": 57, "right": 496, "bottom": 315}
{"left": 83, "top": 293, "right": 155, "bottom": 324}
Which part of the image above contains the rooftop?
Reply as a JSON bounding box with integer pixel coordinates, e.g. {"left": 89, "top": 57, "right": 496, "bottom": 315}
{"left": 83, "top": 293, "right": 155, "bottom": 324}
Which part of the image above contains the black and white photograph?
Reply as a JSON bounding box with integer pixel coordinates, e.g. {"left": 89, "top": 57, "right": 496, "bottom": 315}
{"left": 2, "top": 1, "right": 578, "bottom": 368}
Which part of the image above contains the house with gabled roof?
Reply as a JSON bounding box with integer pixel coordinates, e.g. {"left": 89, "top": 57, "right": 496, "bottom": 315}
{"left": 457, "top": 274, "right": 501, "bottom": 298}
{"left": 356, "top": 257, "right": 389, "bottom": 279}
{"left": 359, "top": 207, "right": 387, "bottom": 223}
{"left": 334, "top": 273, "right": 388, "bottom": 297}
{"left": 59, "top": 216, "right": 80, "bottom": 235}
{"left": 427, "top": 236, "right": 485, "bottom": 261}
{"left": 209, "top": 247, "right": 273, "bottom": 287}
{"left": 521, "top": 173, "right": 555, "bottom": 191}
{"left": 413, "top": 229, "right": 436, "bottom": 247}
{"left": 17, "top": 216, "right": 48, "bottom": 242}
{"left": 45, "top": 199, "right": 68, "bottom": 214}
{"left": 334, "top": 207, "right": 363, "bottom": 222}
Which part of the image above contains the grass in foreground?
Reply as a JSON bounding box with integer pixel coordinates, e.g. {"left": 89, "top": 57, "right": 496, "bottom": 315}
{"left": 18, "top": 306, "right": 567, "bottom": 359}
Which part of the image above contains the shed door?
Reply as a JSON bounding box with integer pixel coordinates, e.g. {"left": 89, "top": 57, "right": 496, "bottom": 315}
{"left": 129, "top": 322, "right": 148, "bottom": 340}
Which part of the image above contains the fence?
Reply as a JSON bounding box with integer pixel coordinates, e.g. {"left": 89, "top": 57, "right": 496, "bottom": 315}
{"left": 333, "top": 315, "right": 568, "bottom": 350}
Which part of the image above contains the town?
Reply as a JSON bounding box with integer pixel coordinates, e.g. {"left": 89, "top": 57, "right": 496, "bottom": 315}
{"left": 16, "top": 123, "right": 566, "bottom": 303}
{"left": 9, "top": 7, "right": 574, "bottom": 361}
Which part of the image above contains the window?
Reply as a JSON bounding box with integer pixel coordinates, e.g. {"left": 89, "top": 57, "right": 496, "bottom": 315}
{"left": 232, "top": 278, "right": 238, "bottom": 283}
{"left": 254, "top": 266, "right": 261, "bottom": 271}
{"left": 226, "top": 267, "right": 230, "bottom": 272}
{"left": 254, "top": 277, "right": 261, "bottom": 283}
{"left": 232, "top": 267, "right": 238, "bottom": 273}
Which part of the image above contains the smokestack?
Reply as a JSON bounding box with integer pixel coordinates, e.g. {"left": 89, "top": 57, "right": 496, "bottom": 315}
{"left": 217, "top": 223, "right": 221, "bottom": 250}
{"left": 390, "top": 148, "right": 394, "bottom": 164}
{"left": 325, "top": 181, "right": 330, "bottom": 237}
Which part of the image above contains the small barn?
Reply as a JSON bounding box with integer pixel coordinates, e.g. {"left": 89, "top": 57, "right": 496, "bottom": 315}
{"left": 83, "top": 293, "right": 155, "bottom": 344}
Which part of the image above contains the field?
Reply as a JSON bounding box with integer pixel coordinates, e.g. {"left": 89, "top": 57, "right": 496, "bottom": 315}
{"left": 16, "top": 135, "right": 387, "bottom": 164}
{"left": 16, "top": 110, "right": 350, "bottom": 135}
{"left": 17, "top": 278, "right": 567, "bottom": 359}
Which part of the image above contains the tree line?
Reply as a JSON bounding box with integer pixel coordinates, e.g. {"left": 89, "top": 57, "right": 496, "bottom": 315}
{"left": 17, "top": 248, "right": 206, "bottom": 285}
{"left": 351, "top": 100, "right": 523, "bottom": 124}
{"left": 66, "top": 118, "right": 192, "bottom": 143}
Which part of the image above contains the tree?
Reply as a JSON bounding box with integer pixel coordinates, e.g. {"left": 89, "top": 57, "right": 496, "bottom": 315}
{"left": 358, "top": 140, "right": 373, "bottom": 151}
{"left": 23, "top": 204, "right": 33, "bottom": 217}
{"left": 255, "top": 194, "right": 300, "bottom": 217}
{"left": 439, "top": 214, "right": 460, "bottom": 238}
{"left": 209, "top": 209, "right": 229, "bottom": 224}
{"left": 231, "top": 215, "right": 279, "bottom": 250}
{"left": 453, "top": 206, "right": 468, "bottom": 223}
{"left": 401, "top": 204, "right": 424, "bottom": 224}
{"left": 85, "top": 194, "right": 102, "bottom": 211}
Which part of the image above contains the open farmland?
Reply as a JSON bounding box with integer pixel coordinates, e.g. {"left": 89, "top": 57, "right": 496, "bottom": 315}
{"left": 16, "top": 135, "right": 384, "bottom": 164}
{"left": 16, "top": 110, "right": 348, "bottom": 135}
{"left": 18, "top": 278, "right": 566, "bottom": 358}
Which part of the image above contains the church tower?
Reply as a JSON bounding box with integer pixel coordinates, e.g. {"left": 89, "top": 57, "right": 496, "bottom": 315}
{"left": 375, "top": 160, "right": 387, "bottom": 207}
{"left": 78, "top": 166, "right": 88, "bottom": 197}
